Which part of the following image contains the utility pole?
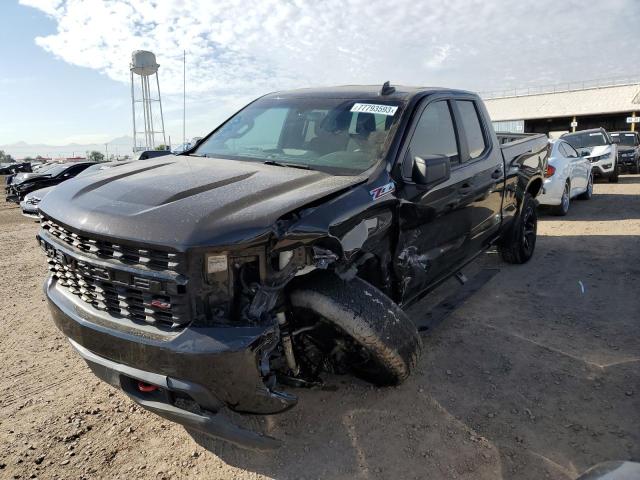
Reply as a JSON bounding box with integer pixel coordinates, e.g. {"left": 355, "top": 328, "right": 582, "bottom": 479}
{"left": 183, "top": 49, "right": 186, "bottom": 149}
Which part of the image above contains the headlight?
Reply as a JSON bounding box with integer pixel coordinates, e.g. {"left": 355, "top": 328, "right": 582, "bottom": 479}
{"left": 590, "top": 153, "right": 611, "bottom": 162}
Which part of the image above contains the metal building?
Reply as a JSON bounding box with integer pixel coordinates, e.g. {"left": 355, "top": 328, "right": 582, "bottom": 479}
{"left": 483, "top": 77, "right": 640, "bottom": 137}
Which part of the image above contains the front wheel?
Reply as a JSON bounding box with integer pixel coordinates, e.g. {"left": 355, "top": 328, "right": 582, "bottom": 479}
{"left": 608, "top": 164, "right": 619, "bottom": 183}
{"left": 498, "top": 192, "right": 537, "bottom": 264}
{"left": 289, "top": 272, "right": 422, "bottom": 386}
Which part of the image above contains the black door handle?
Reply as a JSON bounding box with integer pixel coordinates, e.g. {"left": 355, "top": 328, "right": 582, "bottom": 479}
{"left": 491, "top": 169, "right": 502, "bottom": 179}
{"left": 458, "top": 184, "right": 473, "bottom": 195}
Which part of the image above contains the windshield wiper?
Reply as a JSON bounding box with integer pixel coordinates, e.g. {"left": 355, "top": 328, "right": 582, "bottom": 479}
{"left": 263, "top": 160, "right": 312, "bottom": 170}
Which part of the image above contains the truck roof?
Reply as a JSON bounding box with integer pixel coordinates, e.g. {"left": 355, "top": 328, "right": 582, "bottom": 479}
{"left": 264, "top": 85, "right": 475, "bottom": 101}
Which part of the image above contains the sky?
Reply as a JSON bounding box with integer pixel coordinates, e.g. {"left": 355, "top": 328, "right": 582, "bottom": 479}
{"left": 1, "top": 0, "right": 639, "bottom": 152}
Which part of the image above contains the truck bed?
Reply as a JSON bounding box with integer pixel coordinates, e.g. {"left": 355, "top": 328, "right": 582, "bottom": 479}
{"left": 498, "top": 133, "right": 549, "bottom": 167}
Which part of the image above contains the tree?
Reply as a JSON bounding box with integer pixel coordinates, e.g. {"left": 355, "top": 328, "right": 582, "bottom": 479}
{"left": 155, "top": 145, "right": 169, "bottom": 151}
{"left": 0, "top": 150, "right": 14, "bottom": 163}
{"left": 88, "top": 151, "right": 105, "bottom": 162}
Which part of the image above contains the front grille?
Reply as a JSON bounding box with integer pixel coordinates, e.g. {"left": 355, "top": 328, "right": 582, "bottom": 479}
{"left": 41, "top": 216, "right": 181, "bottom": 272}
{"left": 43, "top": 241, "right": 189, "bottom": 330}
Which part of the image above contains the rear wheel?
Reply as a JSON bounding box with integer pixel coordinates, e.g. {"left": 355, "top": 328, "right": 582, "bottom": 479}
{"left": 498, "top": 192, "right": 537, "bottom": 264}
{"left": 552, "top": 181, "right": 571, "bottom": 215}
{"left": 578, "top": 173, "right": 593, "bottom": 200}
{"left": 289, "top": 272, "right": 421, "bottom": 386}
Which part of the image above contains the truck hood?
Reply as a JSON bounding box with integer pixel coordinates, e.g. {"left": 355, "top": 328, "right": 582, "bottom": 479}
{"left": 617, "top": 146, "right": 636, "bottom": 154}
{"left": 39, "top": 156, "right": 366, "bottom": 249}
{"left": 578, "top": 145, "right": 611, "bottom": 158}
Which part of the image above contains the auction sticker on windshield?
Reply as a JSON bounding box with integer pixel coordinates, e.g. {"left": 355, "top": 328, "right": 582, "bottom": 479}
{"left": 351, "top": 103, "right": 398, "bottom": 116}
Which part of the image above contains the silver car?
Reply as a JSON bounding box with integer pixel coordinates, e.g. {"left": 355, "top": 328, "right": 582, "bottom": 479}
{"left": 20, "top": 186, "right": 54, "bottom": 219}
{"left": 537, "top": 139, "right": 593, "bottom": 215}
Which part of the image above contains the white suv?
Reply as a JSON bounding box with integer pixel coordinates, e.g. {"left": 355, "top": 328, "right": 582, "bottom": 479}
{"left": 561, "top": 128, "right": 619, "bottom": 183}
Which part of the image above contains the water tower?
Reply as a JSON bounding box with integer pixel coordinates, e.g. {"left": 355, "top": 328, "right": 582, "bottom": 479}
{"left": 130, "top": 50, "right": 166, "bottom": 152}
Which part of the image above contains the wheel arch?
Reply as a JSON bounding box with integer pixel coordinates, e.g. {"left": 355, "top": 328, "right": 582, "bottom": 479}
{"left": 526, "top": 177, "right": 543, "bottom": 199}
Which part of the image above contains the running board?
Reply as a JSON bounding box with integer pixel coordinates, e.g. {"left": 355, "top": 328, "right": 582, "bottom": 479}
{"left": 414, "top": 268, "right": 500, "bottom": 332}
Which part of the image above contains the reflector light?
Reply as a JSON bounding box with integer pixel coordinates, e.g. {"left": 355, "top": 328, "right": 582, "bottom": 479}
{"left": 137, "top": 381, "right": 158, "bottom": 392}
{"left": 544, "top": 165, "right": 556, "bottom": 178}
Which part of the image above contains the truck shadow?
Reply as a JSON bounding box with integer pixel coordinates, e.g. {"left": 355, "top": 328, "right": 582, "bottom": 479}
{"left": 189, "top": 233, "right": 640, "bottom": 480}
{"left": 538, "top": 193, "right": 640, "bottom": 222}
{"left": 595, "top": 174, "right": 640, "bottom": 184}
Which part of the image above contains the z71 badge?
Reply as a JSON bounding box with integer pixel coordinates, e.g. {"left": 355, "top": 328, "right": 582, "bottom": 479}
{"left": 370, "top": 182, "right": 395, "bottom": 200}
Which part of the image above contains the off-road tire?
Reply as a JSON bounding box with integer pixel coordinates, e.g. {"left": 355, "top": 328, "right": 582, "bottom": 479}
{"left": 498, "top": 192, "right": 537, "bottom": 264}
{"left": 552, "top": 181, "right": 571, "bottom": 216}
{"left": 578, "top": 173, "right": 593, "bottom": 200}
{"left": 290, "top": 272, "right": 421, "bottom": 386}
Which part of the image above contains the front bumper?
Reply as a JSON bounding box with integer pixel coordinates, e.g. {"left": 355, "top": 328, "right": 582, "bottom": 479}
{"left": 591, "top": 161, "right": 616, "bottom": 177}
{"left": 618, "top": 155, "right": 638, "bottom": 167}
{"left": 20, "top": 200, "right": 39, "bottom": 219}
{"left": 45, "top": 275, "right": 295, "bottom": 450}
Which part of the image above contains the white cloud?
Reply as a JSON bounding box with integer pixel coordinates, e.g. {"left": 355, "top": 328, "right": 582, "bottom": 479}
{"left": 426, "top": 45, "right": 453, "bottom": 70}
{"left": 18, "top": 0, "right": 640, "bottom": 140}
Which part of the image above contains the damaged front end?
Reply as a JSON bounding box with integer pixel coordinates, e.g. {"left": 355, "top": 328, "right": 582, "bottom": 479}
{"left": 41, "top": 165, "right": 399, "bottom": 451}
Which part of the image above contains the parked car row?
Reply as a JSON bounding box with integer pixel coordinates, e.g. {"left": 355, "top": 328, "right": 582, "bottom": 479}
{"left": 0, "top": 160, "right": 32, "bottom": 175}
{"left": 536, "top": 127, "right": 639, "bottom": 216}
{"left": 5, "top": 161, "right": 97, "bottom": 204}
{"left": 17, "top": 161, "right": 134, "bottom": 218}
{"left": 4, "top": 161, "right": 139, "bottom": 220}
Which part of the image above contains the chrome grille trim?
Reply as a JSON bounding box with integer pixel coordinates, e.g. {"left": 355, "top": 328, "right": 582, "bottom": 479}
{"left": 40, "top": 216, "right": 182, "bottom": 272}
{"left": 40, "top": 232, "right": 189, "bottom": 331}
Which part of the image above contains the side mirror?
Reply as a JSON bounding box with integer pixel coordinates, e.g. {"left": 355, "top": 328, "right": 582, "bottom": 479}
{"left": 580, "top": 150, "right": 589, "bottom": 157}
{"left": 611, "top": 136, "right": 620, "bottom": 144}
{"left": 412, "top": 154, "right": 451, "bottom": 187}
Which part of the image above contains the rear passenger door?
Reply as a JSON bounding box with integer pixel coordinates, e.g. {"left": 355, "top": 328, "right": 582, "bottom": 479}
{"left": 450, "top": 98, "right": 504, "bottom": 252}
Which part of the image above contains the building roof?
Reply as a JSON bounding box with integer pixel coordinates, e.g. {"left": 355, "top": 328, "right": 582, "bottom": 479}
{"left": 484, "top": 84, "right": 640, "bottom": 121}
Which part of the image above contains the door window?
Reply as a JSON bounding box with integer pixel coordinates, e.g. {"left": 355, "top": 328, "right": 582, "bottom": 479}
{"left": 408, "top": 101, "right": 459, "bottom": 165}
{"left": 561, "top": 142, "right": 578, "bottom": 158}
{"left": 455, "top": 100, "right": 487, "bottom": 160}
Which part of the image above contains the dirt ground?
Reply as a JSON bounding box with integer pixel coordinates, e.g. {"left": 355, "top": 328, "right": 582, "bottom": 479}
{"left": 1, "top": 175, "right": 639, "bottom": 480}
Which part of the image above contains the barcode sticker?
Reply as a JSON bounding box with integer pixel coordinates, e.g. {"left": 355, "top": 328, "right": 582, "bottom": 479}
{"left": 351, "top": 103, "right": 398, "bottom": 116}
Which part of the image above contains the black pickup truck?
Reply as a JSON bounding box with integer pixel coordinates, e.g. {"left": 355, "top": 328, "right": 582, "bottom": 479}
{"left": 38, "top": 84, "right": 547, "bottom": 451}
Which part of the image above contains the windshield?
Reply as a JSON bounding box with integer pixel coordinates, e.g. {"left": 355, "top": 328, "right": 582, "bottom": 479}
{"left": 563, "top": 131, "right": 609, "bottom": 148}
{"left": 194, "top": 97, "right": 403, "bottom": 175}
{"left": 42, "top": 164, "right": 72, "bottom": 177}
{"left": 611, "top": 133, "right": 637, "bottom": 147}
{"left": 35, "top": 163, "right": 57, "bottom": 172}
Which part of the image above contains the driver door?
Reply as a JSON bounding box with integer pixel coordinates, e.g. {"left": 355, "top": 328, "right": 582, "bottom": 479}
{"left": 394, "top": 98, "right": 473, "bottom": 305}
